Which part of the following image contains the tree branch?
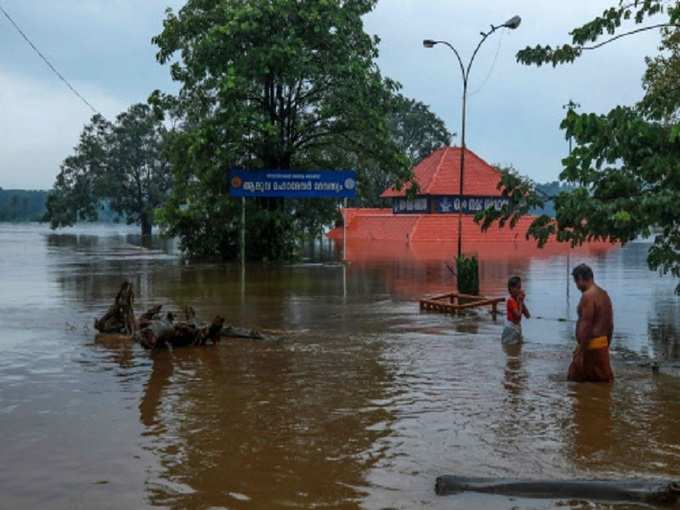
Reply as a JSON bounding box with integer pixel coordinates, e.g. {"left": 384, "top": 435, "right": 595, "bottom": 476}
{"left": 581, "top": 23, "right": 678, "bottom": 51}
{"left": 293, "top": 129, "right": 340, "bottom": 149}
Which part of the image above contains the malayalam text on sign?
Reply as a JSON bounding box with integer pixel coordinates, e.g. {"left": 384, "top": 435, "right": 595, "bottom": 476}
{"left": 229, "top": 170, "right": 357, "bottom": 199}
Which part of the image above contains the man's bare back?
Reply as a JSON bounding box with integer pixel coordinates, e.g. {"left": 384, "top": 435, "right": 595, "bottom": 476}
{"left": 569, "top": 264, "right": 614, "bottom": 383}
{"left": 576, "top": 285, "right": 614, "bottom": 348}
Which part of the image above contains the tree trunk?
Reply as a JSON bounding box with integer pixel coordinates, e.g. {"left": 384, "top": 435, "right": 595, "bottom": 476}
{"left": 139, "top": 212, "right": 152, "bottom": 249}
{"left": 94, "top": 281, "right": 136, "bottom": 335}
{"left": 141, "top": 213, "right": 152, "bottom": 240}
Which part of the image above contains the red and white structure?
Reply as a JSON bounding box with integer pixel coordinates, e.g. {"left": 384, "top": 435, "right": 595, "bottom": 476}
{"left": 329, "top": 146, "right": 537, "bottom": 244}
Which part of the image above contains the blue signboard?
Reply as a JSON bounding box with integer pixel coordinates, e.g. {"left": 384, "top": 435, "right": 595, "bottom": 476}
{"left": 229, "top": 170, "right": 357, "bottom": 199}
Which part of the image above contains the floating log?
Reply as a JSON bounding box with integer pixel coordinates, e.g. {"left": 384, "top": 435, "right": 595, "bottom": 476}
{"left": 94, "top": 281, "right": 136, "bottom": 335}
{"left": 435, "top": 476, "right": 680, "bottom": 506}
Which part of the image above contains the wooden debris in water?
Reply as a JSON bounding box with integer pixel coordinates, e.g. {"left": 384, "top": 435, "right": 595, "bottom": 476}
{"left": 94, "top": 281, "right": 136, "bottom": 335}
{"left": 94, "top": 282, "right": 273, "bottom": 349}
{"left": 134, "top": 304, "right": 225, "bottom": 349}
{"left": 435, "top": 475, "right": 680, "bottom": 506}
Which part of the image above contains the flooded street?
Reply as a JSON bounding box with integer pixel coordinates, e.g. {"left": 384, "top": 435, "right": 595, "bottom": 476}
{"left": 1, "top": 224, "right": 680, "bottom": 509}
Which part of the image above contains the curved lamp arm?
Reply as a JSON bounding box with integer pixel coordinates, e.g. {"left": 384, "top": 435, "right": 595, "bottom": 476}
{"left": 426, "top": 40, "right": 467, "bottom": 85}
{"left": 466, "top": 25, "right": 500, "bottom": 85}
{"left": 424, "top": 15, "right": 521, "bottom": 86}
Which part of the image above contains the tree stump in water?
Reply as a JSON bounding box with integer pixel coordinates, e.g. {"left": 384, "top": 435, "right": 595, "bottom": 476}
{"left": 95, "top": 283, "right": 268, "bottom": 349}
{"left": 94, "top": 281, "right": 136, "bottom": 335}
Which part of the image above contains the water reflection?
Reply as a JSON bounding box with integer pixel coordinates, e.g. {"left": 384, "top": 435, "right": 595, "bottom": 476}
{"left": 94, "top": 333, "right": 136, "bottom": 371}
{"left": 565, "top": 369, "right": 680, "bottom": 479}
{"left": 495, "top": 342, "right": 530, "bottom": 471}
{"left": 138, "top": 350, "right": 173, "bottom": 429}
{"left": 569, "top": 383, "right": 616, "bottom": 469}
{"left": 2, "top": 225, "right": 680, "bottom": 510}
{"left": 46, "top": 232, "right": 100, "bottom": 249}
{"left": 502, "top": 342, "right": 527, "bottom": 402}
{"left": 649, "top": 290, "right": 680, "bottom": 362}
{"left": 137, "top": 336, "right": 396, "bottom": 509}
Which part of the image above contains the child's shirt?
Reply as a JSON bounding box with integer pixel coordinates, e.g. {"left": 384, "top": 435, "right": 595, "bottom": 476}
{"left": 507, "top": 296, "right": 522, "bottom": 324}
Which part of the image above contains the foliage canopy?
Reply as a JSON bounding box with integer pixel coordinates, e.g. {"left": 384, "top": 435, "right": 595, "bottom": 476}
{"left": 46, "top": 103, "right": 170, "bottom": 237}
{"left": 478, "top": 0, "right": 680, "bottom": 291}
{"left": 152, "top": 0, "right": 449, "bottom": 259}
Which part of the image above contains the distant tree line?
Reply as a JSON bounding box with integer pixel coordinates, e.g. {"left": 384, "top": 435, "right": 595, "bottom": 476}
{"left": 0, "top": 190, "right": 47, "bottom": 222}
{"left": 0, "top": 188, "right": 124, "bottom": 223}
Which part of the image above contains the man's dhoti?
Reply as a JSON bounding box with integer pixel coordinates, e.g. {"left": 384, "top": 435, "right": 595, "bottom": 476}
{"left": 568, "top": 336, "right": 614, "bottom": 383}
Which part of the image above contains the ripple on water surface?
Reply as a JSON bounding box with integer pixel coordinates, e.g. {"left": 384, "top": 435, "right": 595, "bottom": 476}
{"left": 1, "top": 225, "right": 680, "bottom": 510}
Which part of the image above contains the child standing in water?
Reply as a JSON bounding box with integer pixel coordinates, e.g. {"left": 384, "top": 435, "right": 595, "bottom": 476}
{"left": 502, "top": 276, "right": 531, "bottom": 345}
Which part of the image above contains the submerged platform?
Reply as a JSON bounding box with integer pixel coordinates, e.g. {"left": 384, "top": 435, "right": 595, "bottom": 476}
{"left": 420, "top": 292, "right": 505, "bottom": 316}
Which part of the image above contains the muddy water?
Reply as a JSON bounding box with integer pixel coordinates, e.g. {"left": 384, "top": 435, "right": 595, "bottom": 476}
{"left": 1, "top": 224, "right": 680, "bottom": 510}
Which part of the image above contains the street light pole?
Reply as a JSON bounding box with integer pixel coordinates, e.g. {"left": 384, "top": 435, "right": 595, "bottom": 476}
{"left": 424, "top": 15, "right": 521, "bottom": 259}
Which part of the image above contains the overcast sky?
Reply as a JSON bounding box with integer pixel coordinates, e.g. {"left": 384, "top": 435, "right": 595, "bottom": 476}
{"left": 0, "top": 0, "right": 663, "bottom": 189}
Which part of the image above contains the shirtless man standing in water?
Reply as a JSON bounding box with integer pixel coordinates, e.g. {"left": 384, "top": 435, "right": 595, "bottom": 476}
{"left": 568, "top": 264, "right": 614, "bottom": 383}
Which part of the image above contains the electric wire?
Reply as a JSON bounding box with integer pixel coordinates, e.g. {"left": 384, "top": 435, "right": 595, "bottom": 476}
{"left": 469, "top": 29, "right": 504, "bottom": 96}
{"left": 0, "top": 3, "right": 99, "bottom": 114}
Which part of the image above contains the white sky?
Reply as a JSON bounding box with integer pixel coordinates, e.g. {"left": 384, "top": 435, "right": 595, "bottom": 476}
{"left": 0, "top": 0, "right": 663, "bottom": 189}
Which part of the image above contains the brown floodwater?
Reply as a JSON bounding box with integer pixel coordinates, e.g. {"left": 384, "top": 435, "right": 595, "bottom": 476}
{"left": 1, "top": 224, "right": 680, "bottom": 510}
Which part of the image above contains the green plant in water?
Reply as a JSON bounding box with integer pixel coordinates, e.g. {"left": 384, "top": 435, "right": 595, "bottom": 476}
{"left": 456, "top": 255, "right": 480, "bottom": 296}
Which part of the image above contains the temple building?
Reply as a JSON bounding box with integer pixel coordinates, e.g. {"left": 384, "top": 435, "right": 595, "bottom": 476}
{"left": 383, "top": 146, "right": 509, "bottom": 215}
{"left": 330, "top": 146, "right": 535, "bottom": 244}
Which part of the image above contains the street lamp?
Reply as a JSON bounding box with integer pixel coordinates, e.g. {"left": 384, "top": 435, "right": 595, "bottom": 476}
{"left": 423, "top": 15, "right": 521, "bottom": 258}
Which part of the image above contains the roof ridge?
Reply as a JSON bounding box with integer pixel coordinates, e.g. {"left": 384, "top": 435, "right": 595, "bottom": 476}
{"left": 425, "top": 146, "right": 449, "bottom": 194}
{"left": 410, "top": 214, "right": 426, "bottom": 242}
{"left": 467, "top": 149, "right": 501, "bottom": 175}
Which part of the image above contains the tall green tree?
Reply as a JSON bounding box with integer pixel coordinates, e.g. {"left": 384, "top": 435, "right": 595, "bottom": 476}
{"left": 389, "top": 93, "right": 453, "bottom": 166}
{"left": 152, "top": 0, "right": 415, "bottom": 260}
{"left": 46, "top": 103, "right": 171, "bottom": 238}
{"left": 477, "top": 1, "right": 680, "bottom": 291}
{"left": 356, "top": 92, "right": 453, "bottom": 207}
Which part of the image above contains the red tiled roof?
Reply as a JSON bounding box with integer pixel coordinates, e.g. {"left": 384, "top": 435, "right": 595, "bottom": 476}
{"left": 381, "top": 147, "right": 503, "bottom": 198}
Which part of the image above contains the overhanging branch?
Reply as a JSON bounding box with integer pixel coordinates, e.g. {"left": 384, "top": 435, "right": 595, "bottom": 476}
{"left": 580, "top": 23, "right": 678, "bottom": 51}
